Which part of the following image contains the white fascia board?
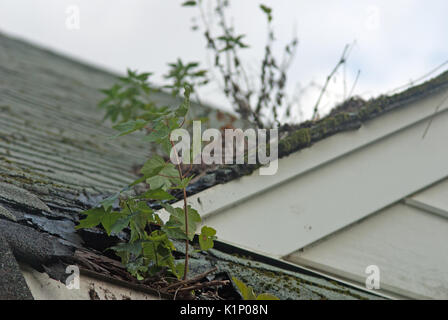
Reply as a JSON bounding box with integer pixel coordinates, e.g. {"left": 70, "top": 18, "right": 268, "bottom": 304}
{"left": 20, "top": 263, "right": 161, "bottom": 300}
{"left": 166, "top": 88, "right": 448, "bottom": 221}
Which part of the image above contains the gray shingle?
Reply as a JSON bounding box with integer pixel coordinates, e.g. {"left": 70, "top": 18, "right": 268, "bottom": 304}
{"left": 0, "top": 235, "right": 33, "bottom": 300}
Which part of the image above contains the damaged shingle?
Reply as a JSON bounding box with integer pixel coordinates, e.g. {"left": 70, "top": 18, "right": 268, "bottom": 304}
{"left": 0, "top": 204, "right": 17, "bottom": 222}
{"left": 0, "top": 235, "right": 33, "bottom": 300}
{"left": 0, "top": 182, "right": 51, "bottom": 215}
{"left": 0, "top": 219, "right": 74, "bottom": 270}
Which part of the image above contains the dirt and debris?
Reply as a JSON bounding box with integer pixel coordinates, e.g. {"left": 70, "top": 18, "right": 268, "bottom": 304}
{"left": 88, "top": 285, "right": 100, "bottom": 300}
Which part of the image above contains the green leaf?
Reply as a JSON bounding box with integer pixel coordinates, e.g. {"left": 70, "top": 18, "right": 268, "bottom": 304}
{"left": 199, "top": 226, "right": 217, "bottom": 251}
{"left": 142, "top": 122, "right": 170, "bottom": 142}
{"left": 232, "top": 277, "right": 257, "bottom": 300}
{"left": 109, "top": 201, "right": 153, "bottom": 235}
{"left": 129, "top": 176, "right": 146, "bottom": 187}
{"left": 109, "top": 241, "right": 142, "bottom": 257}
{"left": 132, "top": 202, "right": 154, "bottom": 232}
{"left": 175, "top": 99, "right": 189, "bottom": 117}
{"left": 114, "top": 250, "right": 130, "bottom": 266}
{"left": 162, "top": 204, "right": 201, "bottom": 240}
{"left": 162, "top": 203, "right": 184, "bottom": 218}
{"left": 146, "top": 162, "right": 179, "bottom": 190}
{"left": 136, "top": 72, "right": 152, "bottom": 81}
{"left": 76, "top": 207, "right": 107, "bottom": 230}
{"left": 163, "top": 220, "right": 188, "bottom": 240}
{"left": 232, "top": 276, "right": 280, "bottom": 300}
{"left": 170, "top": 175, "right": 194, "bottom": 190}
{"left": 101, "top": 210, "right": 127, "bottom": 235}
{"left": 161, "top": 138, "right": 173, "bottom": 155}
{"left": 259, "top": 4, "right": 272, "bottom": 14}
{"left": 256, "top": 293, "right": 280, "bottom": 300}
{"left": 259, "top": 4, "right": 273, "bottom": 22}
{"left": 142, "top": 231, "right": 177, "bottom": 274}
{"left": 140, "top": 155, "right": 166, "bottom": 178}
{"left": 125, "top": 256, "right": 148, "bottom": 279}
{"left": 100, "top": 193, "right": 120, "bottom": 211}
{"left": 160, "top": 163, "right": 178, "bottom": 178}
{"left": 147, "top": 175, "right": 172, "bottom": 191}
{"left": 181, "top": 1, "right": 196, "bottom": 6}
{"left": 110, "top": 214, "right": 132, "bottom": 235}
{"left": 175, "top": 85, "right": 192, "bottom": 116}
{"left": 112, "top": 119, "right": 148, "bottom": 137}
{"left": 175, "top": 262, "right": 185, "bottom": 280}
{"left": 140, "top": 188, "right": 175, "bottom": 201}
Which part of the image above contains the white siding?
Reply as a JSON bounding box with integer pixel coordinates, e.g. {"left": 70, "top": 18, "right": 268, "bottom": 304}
{"left": 285, "top": 202, "right": 448, "bottom": 299}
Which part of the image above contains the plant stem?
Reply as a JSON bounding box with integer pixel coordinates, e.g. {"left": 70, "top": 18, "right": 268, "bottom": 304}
{"left": 169, "top": 138, "right": 189, "bottom": 280}
{"left": 182, "top": 187, "right": 189, "bottom": 281}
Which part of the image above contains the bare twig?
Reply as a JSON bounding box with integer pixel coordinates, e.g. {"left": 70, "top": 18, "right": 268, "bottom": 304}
{"left": 312, "top": 44, "right": 351, "bottom": 120}
{"left": 195, "top": 0, "right": 297, "bottom": 127}
{"left": 347, "top": 69, "right": 361, "bottom": 100}
{"left": 170, "top": 280, "right": 230, "bottom": 293}
{"left": 164, "top": 267, "right": 219, "bottom": 291}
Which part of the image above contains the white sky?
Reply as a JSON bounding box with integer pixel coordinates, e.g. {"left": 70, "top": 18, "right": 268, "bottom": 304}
{"left": 1, "top": 0, "right": 447, "bottom": 121}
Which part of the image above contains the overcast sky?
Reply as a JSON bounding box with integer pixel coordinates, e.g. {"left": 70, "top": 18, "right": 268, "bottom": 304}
{"left": 1, "top": 0, "right": 447, "bottom": 120}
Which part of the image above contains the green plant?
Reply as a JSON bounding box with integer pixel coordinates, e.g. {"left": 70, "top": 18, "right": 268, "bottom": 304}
{"left": 183, "top": 0, "right": 298, "bottom": 128}
{"left": 98, "top": 69, "right": 158, "bottom": 123}
{"left": 77, "top": 81, "right": 216, "bottom": 281}
{"left": 232, "top": 277, "right": 279, "bottom": 300}
{"left": 98, "top": 61, "right": 209, "bottom": 125}
{"left": 164, "top": 59, "right": 209, "bottom": 98}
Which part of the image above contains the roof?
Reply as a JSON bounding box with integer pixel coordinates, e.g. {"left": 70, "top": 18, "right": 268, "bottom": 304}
{"left": 0, "top": 32, "right": 379, "bottom": 300}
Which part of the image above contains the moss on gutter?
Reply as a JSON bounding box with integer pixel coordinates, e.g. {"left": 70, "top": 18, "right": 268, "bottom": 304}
{"left": 206, "top": 248, "right": 377, "bottom": 300}
{"left": 279, "top": 128, "right": 311, "bottom": 155}
{"left": 280, "top": 70, "right": 448, "bottom": 156}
